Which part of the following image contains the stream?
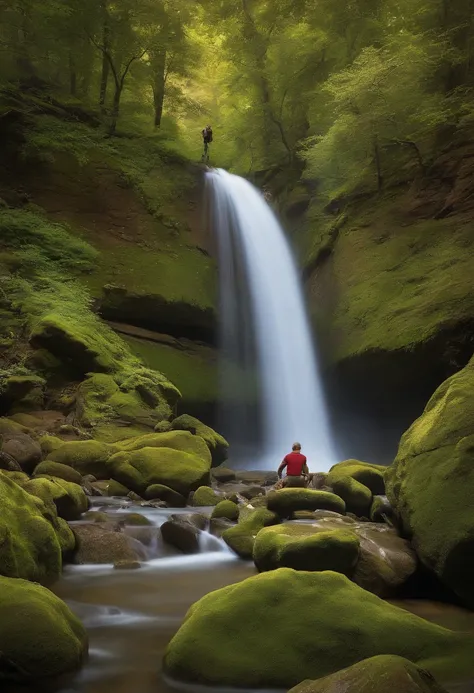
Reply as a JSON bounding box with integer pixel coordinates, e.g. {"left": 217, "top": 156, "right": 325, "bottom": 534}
{"left": 53, "top": 499, "right": 474, "bottom": 693}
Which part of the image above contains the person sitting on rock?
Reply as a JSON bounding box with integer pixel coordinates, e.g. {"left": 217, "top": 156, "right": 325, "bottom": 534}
{"left": 277, "top": 443, "right": 309, "bottom": 488}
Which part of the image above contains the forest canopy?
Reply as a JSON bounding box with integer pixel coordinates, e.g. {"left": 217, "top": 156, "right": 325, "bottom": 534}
{"left": 1, "top": 0, "right": 474, "bottom": 199}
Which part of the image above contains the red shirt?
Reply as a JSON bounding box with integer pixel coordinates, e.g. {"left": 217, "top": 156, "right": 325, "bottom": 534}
{"left": 283, "top": 452, "right": 307, "bottom": 476}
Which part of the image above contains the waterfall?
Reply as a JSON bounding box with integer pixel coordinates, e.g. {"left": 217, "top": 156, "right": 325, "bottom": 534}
{"left": 206, "top": 168, "right": 337, "bottom": 472}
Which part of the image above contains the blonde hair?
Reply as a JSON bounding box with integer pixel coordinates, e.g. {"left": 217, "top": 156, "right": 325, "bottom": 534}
{"left": 292, "top": 442, "right": 301, "bottom": 451}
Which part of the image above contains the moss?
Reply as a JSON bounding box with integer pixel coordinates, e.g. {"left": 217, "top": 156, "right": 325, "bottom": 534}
{"left": 212, "top": 500, "right": 239, "bottom": 522}
{"left": 222, "top": 508, "right": 280, "bottom": 559}
{"left": 0, "top": 575, "right": 87, "bottom": 683}
{"left": 192, "top": 486, "right": 221, "bottom": 507}
{"left": 34, "top": 460, "right": 83, "bottom": 485}
{"left": 308, "top": 193, "right": 474, "bottom": 361}
{"left": 171, "top": 415, "right": 229, "bottom": 467}
{"left": 1, "top": 374, "right": 46, "bottom": 411}
{"left": 0, "top": 472, "right": 62, "bottom": 583}
{"left": 2, "top": 470, "right": 30, "bottom": 485}
{"left": 0, "top": 417, "right": 28, "bottom": 436}
{"left": 119, "top": 430, "right": 211, "bottom": 466}
{"left": 39, "top": 434, "right": 64, "bottom": 456}
{"left": 23, "top": 477, "right": 88, "bottom": 521}
{"left": 330, "top": 476, "right": 373, "bottom": 517}
{"left": 253, "top": 525, "right": 360, "bottom": 574}
{"left": 327, "top": 460, "right": 386, "bottom": 495}
{"left": 145, "top": 484, "right": 186, "bottom": 507}
{"left": 83, "top": 511, "right": 109, "bottom": 523}
{"left": 386, "top": 356, "right": 474, "bottom": 607}
{"left": 163, "top": 569, "right": 474, "bottom": 688}
{"left": 289, "top": 655, "right": 449, "bottom": 693}
{"left": 370, "top": 496, "right": 393, "bottom": 523}
{"left": 106, "top": 446, "right": 211, "bottom": 496}
{"left": 47, "top": 440, "right": 114, "bottom": 478}
{"left": 267, "top": 489, "right": 346, "bottom": 518}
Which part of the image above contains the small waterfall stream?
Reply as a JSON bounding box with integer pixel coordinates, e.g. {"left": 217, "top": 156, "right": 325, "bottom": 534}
{"left": 207, "top": 169, "right": 337, "bottom": 471}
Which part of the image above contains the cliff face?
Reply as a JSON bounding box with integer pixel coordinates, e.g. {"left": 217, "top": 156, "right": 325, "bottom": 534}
{"left": 286, "top": 144, "right": 474, "bottom": 463}
{"left": 0, "top": 96, "right": 219, "bottom": 428}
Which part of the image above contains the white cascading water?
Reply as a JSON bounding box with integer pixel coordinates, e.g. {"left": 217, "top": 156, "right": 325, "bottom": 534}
{"left": 206, "top": 168, "right": 337, "bottom": 471}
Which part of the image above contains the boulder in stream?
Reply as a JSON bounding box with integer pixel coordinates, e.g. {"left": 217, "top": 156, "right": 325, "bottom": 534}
{"left": 145, "top": 483, "right": 186, "bottom": 507}
{"left": 289, "top": 655, "right": 449, "bottom": 693}
{"left": 267, "top": 488, "right": 346, "bottom": 517}
{"left": 161, "top": 514, "right": 206, "bottom": 553}
{"left": 73, "top": 524, "right": 147, "bottom": 564}
{"left": 211, "top": 500, "right": 239, "bottom": 522}
{"left": 222, "top": 508, "right": 280, "bottom": 559}
{"left": 0, "top": 575, "right": 87, "bottom": 684}
{"left": 191, "top": 486, "right": 221, "bottom": 506}
{"left": 163, "top": 569, "right": 474, "bottom": 688}
{"left": 23, "top": 476, "right": 88, "bottom": 521}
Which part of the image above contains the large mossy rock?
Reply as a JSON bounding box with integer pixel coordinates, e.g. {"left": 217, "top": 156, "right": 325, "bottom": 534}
{"left": 386, "top": 356, "right": 474, "bottom": 607}
{"left": 34, "top": 460, "right": 83, "bottom": 485}
{"left": 171, "top": 415, "right": 229, "bottom": 466}
{"left": 191, "top": 486, "right": 221, "bottom": 507}
{"left": 47, "top": 440, "right": 114, "bottom": 478}
{"left": 76, "top": 372, "right": 179, "bottom": 437}
{"left": 289, "top": 655, "right": 448, "bottom": 693}
{"left": 119, "top": 430, "right": 211, "bottom": 466}
{"left": 0, "top": 576, "right": 87, "bottom": 683}
{"left": 106, "top": 446, "right": 210, "bottom": 496}
{"left": 0, "top": 472, "right": 63, "bottom": 583}
{"left": 145, "top": 483, "right": 186, "bottom": 507}
{"left": 163, "top": 569, "right": 474, "bottom": 688}
{"left": 23, "top": 477, "right": 88, "bottom": 521}
{"left": 267, "top": 489, "right": 346, "bottom": 518}
{"left": 254, "top": 525, "right": 360, "bottom": 574}
{"left": 222, "top": 508, "right": 280, "bottom": 559}
{"left": 327, "top": 460, "right": 386, "bottom": 495}
{"left": 212, "top": 500, "right": 239, "bottom": 522}
{"left": 330, "top": 476, "right": 373, "bottom": 517}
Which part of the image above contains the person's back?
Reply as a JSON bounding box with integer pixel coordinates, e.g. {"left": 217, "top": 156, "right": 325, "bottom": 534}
{"left": 277, "top": 443, "right": 309, "bottom": 488}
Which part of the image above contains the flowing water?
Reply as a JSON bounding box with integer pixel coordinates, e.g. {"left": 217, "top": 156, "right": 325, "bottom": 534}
{"left": 38, "top": 499, "right": 474, "bottom": 693}
{"left": 206, "top": 169, "right": 337, "bottom": 472}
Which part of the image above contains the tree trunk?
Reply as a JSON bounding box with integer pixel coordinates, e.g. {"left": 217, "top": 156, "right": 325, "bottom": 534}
{"left": 99, "top": 2, "right": 110, "bottom": 110}
{"left": 109, "top": 82, "right": 122, "bottom": 135}
{"left": 151, "top": 49, "right": 166, "bottom": 128}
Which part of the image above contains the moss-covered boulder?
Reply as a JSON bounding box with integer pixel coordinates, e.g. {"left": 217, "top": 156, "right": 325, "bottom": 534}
{"left": 327, "top": 460, "right": 386, "bottom": 495}
{"left": 34, "top": 460, "right": 83, "bottom": 485}
{"left": 23, "top": 477, "right": 88, "bottom": 521}
{"left": 47, "top": 440, "right": 113, "bottom": 478}
{"left": 191, "top": 486, "right": 221, "bottom": 507}
{"left": 171, "top": 415, "right": 229, "bottom": 466}
{"left": 163, "top": 569, "right": 474, "bottom": 688}
{"left": 161, "top": 517, "right": 203, "bottom": 553}
{"left": 0, "top": 374, "right": 46, "bottom": 412}
{"left": 212, "top": 500, "right": 239, "bottom": 522}
{"left": 145, "top": 484, "right": 186, "bottom": 507}
{"left": 90, "top": 479, "right": 131, "bottom": 497}
{"left": 75, "top": 371, "right": 178, "bottom": 437}
{"left": 330, "top": 476, "right": 373, "bottom": 517}
{"left": 73, "top": 524, "right": 147, "bottom": 564}
{"left": 289, "top": 655, "right": 449, "bottom": 693}
{"left": 0, "top": 472, "right": 62, "bottom": 583}
{"left": 119, "top": 430, "right": 211, "bottom": 466}
{"left": 0, "top": 576, "right": 87, "bottom": 684}
{"left": 39, "top": 434, "right": 64, "bottom": 456}
{"left": 106, "top": 446, "right": 210, "bottom": 496}
{"left": 212, "top": 467, "right": 236, "bottom": 483}
{"left": 267, "top": 489, "right": 346, "bottom": 518}
{"left": 386, "top": 356, "right": 474, "bottom": 606}
{"left": 222, "top": 508, "right": 280, "bottom": 559}
{"left": 254, "top": 525, "right": 360, "bottom": 574}
{"left": 370, "top": 495, "right": 393, "bottom": 523}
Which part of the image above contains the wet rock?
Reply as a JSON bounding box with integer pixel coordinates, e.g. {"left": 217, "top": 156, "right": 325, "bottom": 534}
{"left": 211, "top": 467, "right": 236, "bottom": 483}
{"left": 210, "top": 517, "right": 235, "bottom": 537}
{"left": 3, "top": 433, "right": 42, "bottom": 474}
{"left": 128, "top": 491, "right": 143, "bottom": 502}
{"left": 73, "top": 524, "right": 147, "bottom": 564}
{"left": 114, "top": 560, "right": 142, "bottom": 570}
{"left": 91, "top": 479, "right": 131, "bottom": 497}
{"left": 122, "top": 513, "right": 152, "bottom": 526}
{"left": 370, "top": 495, "right": 394, "bottom": 523}
{"left": 0, "top": 448, "right": 22, "bottom": 472}
{"left": 140, "top": 499, "right": 167, "bottom": 508}
{"left": 289, "top": 655, "right": 449, "bottom": 693}
{"left": 170, "top": 512, "right": 207, "bottom": 531}
{"left": 309, "top": 472, "right": 328, "bottom": 490}
{"left": 161, "top": 518, "right": 201, "bottom": 553}
{"left": 223, "top": 508, "right": 280, "bottom": 559}
{"left": 145, "top": 483, "right": 186, "bottom": 507}
{"left": 83, "top": 510, "right": 109, "bottom": 523}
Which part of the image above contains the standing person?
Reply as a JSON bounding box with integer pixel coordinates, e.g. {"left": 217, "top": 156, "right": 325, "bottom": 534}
{"left": 202, "top": 124, "right": 213, "bottom": 161}
{"left": 277, "top": 443, "right": 309, "bottom": 488}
